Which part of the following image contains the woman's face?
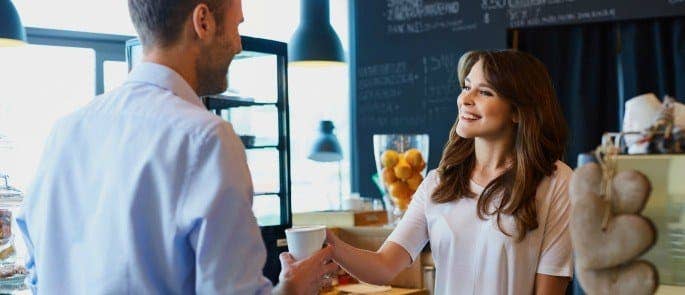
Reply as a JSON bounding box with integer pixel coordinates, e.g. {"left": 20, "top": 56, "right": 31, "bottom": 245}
{"left": 456, "top": 60, "right": 517, "bottom": 140}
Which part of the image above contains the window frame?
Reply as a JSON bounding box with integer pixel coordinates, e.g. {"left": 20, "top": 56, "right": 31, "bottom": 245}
{"left": 25, "top": 27, "right": 132, "bottom": 96}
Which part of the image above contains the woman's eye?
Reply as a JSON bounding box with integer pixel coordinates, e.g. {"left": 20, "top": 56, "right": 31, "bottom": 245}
{"left": 480, "top": 90, "right": 493, "bottom": 97}
{"left": 462, "top": 86, "right": 471, "bottom": 91}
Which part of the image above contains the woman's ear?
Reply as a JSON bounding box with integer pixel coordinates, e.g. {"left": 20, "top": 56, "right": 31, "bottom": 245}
{"left": 512, "top": 109, "right": 520, "bottom": 124}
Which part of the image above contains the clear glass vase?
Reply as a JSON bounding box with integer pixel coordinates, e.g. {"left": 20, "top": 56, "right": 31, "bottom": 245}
{"left": 373, "top": 134, "right": 429, "bottom": 224}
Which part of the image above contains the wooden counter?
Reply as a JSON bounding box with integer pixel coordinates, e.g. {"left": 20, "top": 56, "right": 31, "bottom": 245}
{"left": 322, "top": 285, "right": 427, "bottom": 295}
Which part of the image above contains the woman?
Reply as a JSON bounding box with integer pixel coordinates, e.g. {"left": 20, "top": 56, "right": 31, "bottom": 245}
{"left": 327, "top": 50, "right": 572, "bottom": 294}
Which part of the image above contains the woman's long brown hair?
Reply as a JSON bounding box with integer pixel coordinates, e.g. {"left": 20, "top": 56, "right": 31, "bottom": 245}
{"left": 431, "top": 50, "right": 568, "bottom": 241}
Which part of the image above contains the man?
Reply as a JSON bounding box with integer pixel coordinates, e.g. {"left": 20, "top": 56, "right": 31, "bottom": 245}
{"left": 16, "top": 0, "right": 337, "bottom": 293}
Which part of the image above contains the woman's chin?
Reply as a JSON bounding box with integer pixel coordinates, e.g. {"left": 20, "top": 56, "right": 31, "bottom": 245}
{"left": 456, "top": 127, "right": 477, "bottom": 139}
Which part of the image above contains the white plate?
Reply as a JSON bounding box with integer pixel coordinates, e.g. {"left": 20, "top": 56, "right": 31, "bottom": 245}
{"left": 336, "top": 283, "right": 392, "bottom": 294}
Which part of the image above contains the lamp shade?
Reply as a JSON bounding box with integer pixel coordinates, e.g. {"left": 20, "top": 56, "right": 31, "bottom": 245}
{"left": 289, "top": 0, "right": 345, "bottom": 67}
{"left": 0, "top": 0, "right": 26, "bottom": 47}
{"left": 308, "top": 120, "right": 343, "bottom": 162}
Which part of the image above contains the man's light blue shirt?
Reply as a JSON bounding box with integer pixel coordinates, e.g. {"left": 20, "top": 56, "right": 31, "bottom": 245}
{"left": 16, "top": 62, "right": 273, "bottom": 294}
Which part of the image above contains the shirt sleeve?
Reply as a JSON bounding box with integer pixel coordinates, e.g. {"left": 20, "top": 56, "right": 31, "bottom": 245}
{"left": 385, "top": 170, "right": 436, "bottom": 263}
{"left": 16, "top": 121, "right": 63, "bottom": 293}
{"left": 537, "top": 166, "right": 573, "bottom": 278}
{"left": 16, "top": 204, "right": 37, "bottom": 293}
{"left": 177, "top": 122, "right": 272, "bottom": 294}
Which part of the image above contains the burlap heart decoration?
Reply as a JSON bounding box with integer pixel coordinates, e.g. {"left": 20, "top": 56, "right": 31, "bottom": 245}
{"left": 576, "top": 261, "right": 658, "bottom": 295}
{"left": 569, "top": 162, "right": 658, "bottom": 294}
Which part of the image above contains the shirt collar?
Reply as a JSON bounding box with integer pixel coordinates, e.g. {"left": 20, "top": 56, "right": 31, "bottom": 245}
{"left": 125, "top": 62, "right": 204, "bottom": 109}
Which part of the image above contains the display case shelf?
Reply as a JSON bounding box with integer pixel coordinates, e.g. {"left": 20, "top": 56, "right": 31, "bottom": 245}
{"left": 254, "top": 191, "right": 281, "bottom": 197}
{"left": 246, "top": 144, "right": 280, "bottom": 150}
{"left": 204, "top": 95, "right": 277, "bottom": 109}
{"left": 240, "top": 137, "right": 280, "bottom": 150}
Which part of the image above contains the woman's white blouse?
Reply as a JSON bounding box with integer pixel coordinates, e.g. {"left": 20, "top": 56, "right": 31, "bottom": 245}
{"left": 386, "top": 161, "right": 573, "bottom": 295}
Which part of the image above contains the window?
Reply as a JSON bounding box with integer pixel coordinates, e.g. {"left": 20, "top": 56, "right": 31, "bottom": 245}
{"left": 12, "top": 0, "right": 136, "bottom": 36}
{"left": 287, "top": 66, "right": 351, "bottom": 212}
{"left": 0, "top": 45, "right": 95, "bottom": 190}
{"left": 241, "top": 0, "right": 352, "bottom": 213}
{"left": 0, "top": 9, "right": 129, "bottom": 265}
{"left": 241, "top": 0, "right": 349, "bottom": 51}
{"left": 104, "top": 61, "right": 128, "bottom": 92}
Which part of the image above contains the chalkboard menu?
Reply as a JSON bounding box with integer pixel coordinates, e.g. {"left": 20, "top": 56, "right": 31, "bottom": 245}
{"left": 351, "top": 0, "right": 685, "bottom": 198}
{"left": 504, "top": 0, "right": 685, "bottom": 28}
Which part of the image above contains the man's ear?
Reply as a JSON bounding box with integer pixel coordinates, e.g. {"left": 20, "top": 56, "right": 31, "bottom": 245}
{"left": 191, "top": 3, "right": 216, "bottom": 41}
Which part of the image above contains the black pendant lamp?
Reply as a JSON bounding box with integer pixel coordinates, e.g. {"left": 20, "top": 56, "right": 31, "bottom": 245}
{"left": 289, "top": 0, "right": 345, "bottom": 67}
{"left": 308, "top": 120, "right": 343, "bottom": 162}
{"left": 0, "top": 0, "right": 26, "bottom": 47}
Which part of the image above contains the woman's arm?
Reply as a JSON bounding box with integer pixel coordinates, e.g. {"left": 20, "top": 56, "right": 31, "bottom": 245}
{"left": 326, "top": 230, "right": 412, "bottom": 285}
{"left": 534, "top": 274, "right": 569, "bottom": 294}
{"left": 328, "top": 171, "right": 435, "bottom": 285}
{"left": 536, "top": 167, "right": 574, "bottom": 294}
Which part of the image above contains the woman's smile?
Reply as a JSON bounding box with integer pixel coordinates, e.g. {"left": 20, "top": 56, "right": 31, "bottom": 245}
{"left": 460, "top": 111, "right": 482, "bottom": 122}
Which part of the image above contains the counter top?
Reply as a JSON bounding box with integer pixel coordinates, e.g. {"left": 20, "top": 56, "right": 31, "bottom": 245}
{"left": 322, "top": 285, "right": 427, "bottom": 295}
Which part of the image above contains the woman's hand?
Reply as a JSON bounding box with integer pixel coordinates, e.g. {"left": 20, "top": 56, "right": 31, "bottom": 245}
{"left": 325, "top": 229, "right": 341, "bottom": 257}
{"left": 322, "top": 228, "right": 412, "bottom": 286}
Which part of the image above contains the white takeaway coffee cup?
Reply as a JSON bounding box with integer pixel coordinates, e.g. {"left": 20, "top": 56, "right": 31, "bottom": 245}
{"left": 285, "top": 225, "right": 326, "bottom": 261}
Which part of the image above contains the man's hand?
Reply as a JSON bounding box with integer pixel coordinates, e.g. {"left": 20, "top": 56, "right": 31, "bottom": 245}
{"left": 273, "top": 245, "right": 339, "bottom": 295}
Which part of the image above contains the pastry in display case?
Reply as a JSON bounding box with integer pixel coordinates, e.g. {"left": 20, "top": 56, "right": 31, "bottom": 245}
{"left": 0, "top": 174, "right": 27, "bottom": 292}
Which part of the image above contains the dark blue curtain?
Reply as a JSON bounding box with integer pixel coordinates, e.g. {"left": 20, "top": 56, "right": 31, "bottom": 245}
{"left": 620, "top": 17, "right": 685, "bottom": 101}
{"left": 517, "top": 22, "right": 620, "bottom": 168}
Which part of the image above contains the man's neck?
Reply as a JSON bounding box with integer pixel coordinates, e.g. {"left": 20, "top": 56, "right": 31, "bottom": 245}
{"left": 143, "top": 45, "right": 200, "bottom": 94}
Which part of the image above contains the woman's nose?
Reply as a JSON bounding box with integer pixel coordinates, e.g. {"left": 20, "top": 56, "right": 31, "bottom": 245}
{"left": 458, "top": 90, "right": 475, "bottom": 107}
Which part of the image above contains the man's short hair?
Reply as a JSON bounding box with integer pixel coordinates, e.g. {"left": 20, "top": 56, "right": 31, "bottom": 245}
{"left": 128, "top": 0, "right": 227, "bottom": 48}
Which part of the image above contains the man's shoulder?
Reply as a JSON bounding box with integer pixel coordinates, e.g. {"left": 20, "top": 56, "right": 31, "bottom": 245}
{"left": 118, "top": 82, "right": 230, "bottom": 138}
{"left": 56, "top": 83, "right": 235, "bottom": 147}
{"left": 166, "top": 100, "right": 228, "bottom": 139}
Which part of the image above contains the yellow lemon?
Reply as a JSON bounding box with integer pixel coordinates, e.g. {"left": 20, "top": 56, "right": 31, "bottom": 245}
{"left": 389, "top": 181, "right": 412, "bottom": 200}
{"left": 382, "top": 167, "right": 398, "bottom": 185}
{"left": 381, "top": 150, "right": 400, "bottom": 168}
{"left": 415, "top": 161, "right": 426, "bottom": 172}
{"left": 393, "top": 159, "right": 413, "bottom": 180}
{"left": 392, "top": 196, "right": 410, "bottom": 210}
{"left": 404, "top": 149, "right": 425, "bottom": 170}
{"left": 406, "top": 172, "right": 424, "bottom": 191}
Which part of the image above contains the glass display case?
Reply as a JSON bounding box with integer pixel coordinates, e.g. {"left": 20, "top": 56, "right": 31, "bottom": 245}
{"left": 205, "top": 37, "right": 291, "bottom": 283}
{"left": 126, "top": 36, "right": 291, "bottom": 284}
{"left": 205, "top": 41, "right": 290, "bottom": 228}
{"left": 0, "top": 174, "right": 27, "bottom": 293}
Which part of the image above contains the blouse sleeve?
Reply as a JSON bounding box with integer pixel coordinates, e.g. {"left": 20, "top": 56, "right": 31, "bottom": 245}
{"left": 385, "top": 170, "right": 437, "bottom": 263}
{"left": 537, "top": 165, "right": 574, "bottom": 277}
